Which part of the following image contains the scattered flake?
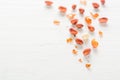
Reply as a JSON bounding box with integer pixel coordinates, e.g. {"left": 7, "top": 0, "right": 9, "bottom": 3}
{"left": 91, "top": 39, "right": 99, "bottom": 48}
{"left": 90, "top": 12, "right": 99, "bottom": 19}
{"left": 76, "top": 23, "right": 84, "bottom": 29}
{"left": 79, "top": 8, "right": 85, "bottom": 14}
{"left": 83, "top": 48, "right": 91, "bottom": 56}
{"left": 66, "top": 14, "right": 76, "bottom": 20}
{"left": 53, "top": 20, "right": 60, "bottom": 25}
{"left": 88, "top": 25, "right": 95, "bottom": 32}
{"left": 66, "top": 38, "right": 73, "bottom": 43}
{"left": 99, "top": 30, "right": 103, "bottom": 37}
{"left": 100, "top": 0, "right": 105, "bottom": 5}
{"left": 71, "top": 19, "right": 78, "bottom": 25}
{"left": 45, "top": 0, "right": 53, "bottom": 6}
{"left": 69, "top": 28, "right": 78, "bottom": 36}
{"left": 85, "top": 63, "right": 91, "bottom": 69}
{"left": 99, "top": 17, "right": 108, "bottom": 23}
{"left": 72, "top": 4, "right": 77, "bottom": 10}
{"left": 92, "top": 2, "right": 100, "bottom": 9}
{"left": 58, "top": 6, "right": 67, "bottom": 13}
{"left": 72, "top": 49, "right": 78, "bottom": 54}
{"left": 85, "top": 16, "right": 92, "bottom": 25}
{"left": 75, "top": 38, "right": 84, "bottom": 45}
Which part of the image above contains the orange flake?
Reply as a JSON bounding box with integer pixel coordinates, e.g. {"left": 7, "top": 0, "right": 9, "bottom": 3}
{"left": 90, "top": 12, "right": 99, "bottom": 19}
{"left": 66, "top": 38, "right": 73, "bottom": 43}
{"left": 91, "top": 39, "right": 99, "bottom": 48}
{"left": 85, "top": 63, "right": 91, "bottom": 69}
{"left": 72, "top": 49, "right": 78, "bottom": 54}
{"left": 53, "top": 20, "right": 60, "bottom": 25}
{"left": 85, "top": 16, "right": 92, "bottom": 25}
{"left": 99, "top": 31, "right": 103, "bottom": 37}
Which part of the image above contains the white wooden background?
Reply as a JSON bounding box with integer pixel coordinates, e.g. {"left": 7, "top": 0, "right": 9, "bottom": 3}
{"left": 0, "top": 0, "right": 120, "bottom": 80}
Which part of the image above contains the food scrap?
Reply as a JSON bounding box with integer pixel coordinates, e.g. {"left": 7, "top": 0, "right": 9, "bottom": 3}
{"left": 99, "top": 30, "right": 103, "bottom": 37}
{"left": 45, "top": 0, "right": 53, "bottom": 6}
{"left": 72, "top": 4, "right": 77, "bottom": 10}
{"left": 69, "top": 28, "right": 78, "bottom": 36}
{"left": 99, "top": 17, "right": 108, "bottom": 23}
{"left": 75, "top": 38, "right": 84, "bottom": 45}
{"left": 85, "top": 63, "right": 91, "bottom": 69}
{"left": 90, "top": 12, "right": 99, "bottom": 19}
{"left": 92, "top": 2, "right": 100, "bottom": 9}
{"left": 88, "top": 25, "right": 95, "bottom": 32}
{"left": 83, "top": 48, "right": 91, "bottom": 56}
{"left": 58, "top": 6, "right": 67, "bottom": 13}
{"left": 100, "top": 0, "right": 105, "bottom": 5}
{"left": 66, "top": 38, "right": 73, "bottom": 43}
{"left": 79, "top": 8, "right": 85, "bottom": 14}
{"left": 53, "top": 20, "right": 60, "bottom": 25}
{"left": 72, "top": 49, "right": 78, "bottom": 55}
{"left": 91, "top": 39, "right": 99, "bottom": 48}
{"left": 85, "top": 16, "right": 92, "bottom": 25}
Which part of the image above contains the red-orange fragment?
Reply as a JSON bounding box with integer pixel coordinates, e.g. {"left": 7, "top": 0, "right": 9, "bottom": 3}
{"left": 99, "top": 17, "right": 108, "bottom": 23}
{"left": 85, "top": 63, "right": 91, "bottom": 69}
{"left": 69, "top": 28, "right": 78, "bottom": 36}
{"left": 76, "top": 24, "right": 84, "bottom": 29}
{"left": 88, "top": 25, "right": 95, "bottom": 32}
{"left": 100, "top": 0, "right": 105, "bottom": 5}
{"left": 66, "top": 38, "right": 73, "bottom": 43}
{"left": 72, "top": 4, "right": 77, "bottom": 10}
{"left": 45, "top": 1, "right": 53, "bottom": 6}
{"left": 90, "top": 12, "right": 99, "bottom": 19}
{"left": 53, "top": 20, "right": 60, "bottom": 25}
{"left": 72, "top": 49, "right": 78, "bottom": 54}
{"left": 83, "top": 48, "right": 91, "bottom": 56}
{"left": 79, "top": 8, "right": 85, "bottom": 14}
{"left": 85, "top": 16, "right": 92, "bottom": 25}
{"left": 91, "top": 39, "right": 99, "bottom": 48}
{"left": 92, "top": 2, "right": 100, "bottom": 9}
{"left": 71, "top": 19, "right": 78, "bottom": 25}
{"left": 58, "top": 6, "right": 67, "bottom": 13}
{"left": 75, "top": 38, "right": 84, "bottom": 45}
